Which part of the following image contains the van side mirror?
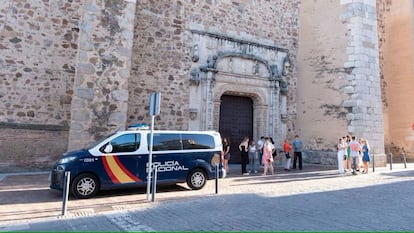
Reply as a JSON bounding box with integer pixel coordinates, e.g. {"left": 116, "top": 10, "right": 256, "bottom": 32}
{"left": 104, "top": 144, "right": 113, "bottom": 153}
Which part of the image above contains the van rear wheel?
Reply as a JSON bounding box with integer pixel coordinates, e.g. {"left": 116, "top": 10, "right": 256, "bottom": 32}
{"left": 71, "top": 173, "right": 99, "bottom": 199}
{"left": 187, "top": 168, "right": 207, "bottom": 190}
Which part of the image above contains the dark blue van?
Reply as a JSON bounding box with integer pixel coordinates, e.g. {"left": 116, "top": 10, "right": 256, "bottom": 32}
{"left": 50, "top": 128, "right": 223, "bottom": 198}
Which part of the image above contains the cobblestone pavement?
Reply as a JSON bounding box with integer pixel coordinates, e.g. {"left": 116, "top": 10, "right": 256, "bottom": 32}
{"left": 1, "top": 163, "right": 414, "bottom": 231}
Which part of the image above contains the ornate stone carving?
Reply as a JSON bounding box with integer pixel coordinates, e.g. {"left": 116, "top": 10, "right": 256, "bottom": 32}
{"left": 191, "top": 44, "right": 199, "bottom": 62}
{"left": 190, "top": 68, "right": 200, "bottom": 85}
{"left": 253, "top": 61, "right": 259, "bottom": 75}
{"left": 270, "top": 64, "right": 279, "bottom": 78}
{"left": 280, "top": 80, "right": 288, "bottom": 94}
{"left": 207, "top": 55, "right": 218, "bottom": 68}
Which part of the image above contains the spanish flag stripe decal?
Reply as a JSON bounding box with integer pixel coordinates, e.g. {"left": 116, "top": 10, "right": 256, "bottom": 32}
{"left": 102, "top": 156, "right": 120, "bottom": 184}
{"left": 113, "top": 156, "right": 141, "bottom": 182}
{"left": 104, "top": 156, "right": 136, "bottom": 183}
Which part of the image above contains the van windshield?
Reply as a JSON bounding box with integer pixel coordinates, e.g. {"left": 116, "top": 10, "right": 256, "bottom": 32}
{"left": 85, "top": 133, "right": 117, "bottom": 150}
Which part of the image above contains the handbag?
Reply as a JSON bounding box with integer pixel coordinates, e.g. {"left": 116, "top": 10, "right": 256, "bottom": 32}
{"left": 268, "top": 156, "right": 274, "bottom": 163}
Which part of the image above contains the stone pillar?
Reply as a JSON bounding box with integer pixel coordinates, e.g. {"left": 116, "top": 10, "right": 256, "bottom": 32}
{"left": 255, "top": 105, "right": 268, "bottom": 140}
{"left": 213, "top": 99, "right": 221, "bottom": 131}
{"left": 268, "top": 79, "right": 280, "bottom": 141}
{"left": 68, "top": 0, "right": 136, "bottom": 150}
{"left": 280, "top": 94, "right": 288, "bottom": 141}
{"left": 199, "top": 69, "right": 217, "bottom": 131}
{"left": 206, "top": 72, "right": 217, "bottom": 131}
{"left": 340, "top": 0, "right": 385, "bottom": 164}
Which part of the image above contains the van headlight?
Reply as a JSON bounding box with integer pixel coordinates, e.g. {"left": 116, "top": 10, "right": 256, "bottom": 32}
{"left": 58, "top": 156, "right": 77, "bottom": 164}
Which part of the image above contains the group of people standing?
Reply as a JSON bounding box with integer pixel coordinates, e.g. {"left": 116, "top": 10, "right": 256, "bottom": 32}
{"left": 337, "top": 135, "right": 371, "bottom": 175}
{"left": 221, "top": 135, "right": 304, "bottom": 176}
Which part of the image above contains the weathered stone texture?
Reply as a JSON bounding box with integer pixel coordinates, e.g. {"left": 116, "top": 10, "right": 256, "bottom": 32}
{"left": 0, "top": 128, "right": 68, "bottom": 172}
{"left": 128, "top": 0, "right": 299, "bottom": 132}
{"left": 376, "top": 0, "right": 414, "bottom": 161}
{"left": 1, "top": 0, "right": 396, "bottom": 171}
{"left": 67, "top": 0, "right": 137, "bottom": 150}
{"left": 341, "top": 0, "right": 384, "bottom": 155}
{"left": 0, "top": 0, "right": 81, "bottom": 125}
{"left": 0, "top": 0, "right": 82, "bottom": 171}
{"left": 296, "top": 1, "right": 350, "bottom": 150}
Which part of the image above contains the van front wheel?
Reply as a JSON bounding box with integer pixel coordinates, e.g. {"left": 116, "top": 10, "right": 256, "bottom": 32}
{"left": 187, "top": 168, "right": 207, "bottom": 190}
{"left": 71, "top": 173, "right": 99, "bottom": 199}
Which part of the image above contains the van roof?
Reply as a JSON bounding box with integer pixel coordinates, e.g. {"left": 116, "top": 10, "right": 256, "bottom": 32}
{"left": 122, "top": 129, "right": 220, "bottom": 134}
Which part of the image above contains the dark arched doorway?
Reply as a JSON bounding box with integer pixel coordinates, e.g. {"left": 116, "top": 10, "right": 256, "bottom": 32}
{"left": 219, "top": 95, "right": 253, "bottom": 163}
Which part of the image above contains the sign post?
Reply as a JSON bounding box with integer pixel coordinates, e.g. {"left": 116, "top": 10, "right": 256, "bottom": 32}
{"left": 146, "top": 92, "right": 161, "bottom": 201}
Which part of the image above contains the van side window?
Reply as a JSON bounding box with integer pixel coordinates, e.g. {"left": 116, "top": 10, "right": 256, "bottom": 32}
{"left": 151, "top": 133, "right": 182, "bottom": 151}
{"left": 100, "top": 133, "right": 140, "bottom": 153}
{"left": 182, "top": 134, "right": 215, "bottom": 149}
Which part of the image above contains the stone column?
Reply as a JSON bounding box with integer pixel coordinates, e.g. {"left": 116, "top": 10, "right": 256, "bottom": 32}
{"left": 199, "top": 69, "right": 217, "bottom": 131}
{"left": 255, "top": 105, "right": 268, "bottom": 140}
{"left": 205, "top": 71, "right": 217, "bottom": 131}
{"left": 341, "top": 0, "right": 385, "bottom": 164}
{"left": 273, "top": 82, "right": 282, "bottom": 146}
{"left": 68, "top": 0, "right": 137, "bottom": 150}
{"left": 279, "top": 94, "right": 288, "bottom": 142}
{"left": 268, "top": 79, "right": 280, "bottom": 140}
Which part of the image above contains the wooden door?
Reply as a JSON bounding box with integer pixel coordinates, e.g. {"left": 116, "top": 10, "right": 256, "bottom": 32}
{"left": 219, "top": 95, "right": 253, "bottom": 163}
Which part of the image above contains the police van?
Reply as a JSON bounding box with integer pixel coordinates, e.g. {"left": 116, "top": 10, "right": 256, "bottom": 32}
{"left": 50, "top": 125, "right": 223, "bottom": 199}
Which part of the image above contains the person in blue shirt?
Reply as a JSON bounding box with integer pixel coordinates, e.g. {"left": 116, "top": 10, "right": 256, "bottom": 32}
{"left": 292, "top": 135, "right": 303, "bottom": 170}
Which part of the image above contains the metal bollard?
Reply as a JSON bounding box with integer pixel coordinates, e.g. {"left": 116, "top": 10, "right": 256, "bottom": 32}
{"left": 215, "top": 163, "right": 219, "bottom": 194}
{"left": 372, "top": 154, "right": 375, "bottom": 173}
{"left": 61, "top": 171, "right": 70, "bottom": 216}
{"left": 151, "top": 166, "right": 158, "bottom": 202}
{"left": 402, "top": 152, "right": 407, "bottom": 168}
{"left": 388, "top": 153, "right": 393, "bottom": 170}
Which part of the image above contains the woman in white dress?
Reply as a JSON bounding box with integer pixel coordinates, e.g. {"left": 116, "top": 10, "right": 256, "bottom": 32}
{"left": 337, "top": 138, "right": 345, "bottom": 174}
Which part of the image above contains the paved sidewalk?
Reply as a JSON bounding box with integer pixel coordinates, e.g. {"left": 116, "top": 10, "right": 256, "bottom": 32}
{"left": 1, "top": 163, "right": 414, "bottom": 231}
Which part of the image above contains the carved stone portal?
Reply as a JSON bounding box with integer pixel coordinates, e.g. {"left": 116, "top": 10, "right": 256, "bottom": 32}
{"left": 188, "top": 30, "right": 290, "bottom": 146}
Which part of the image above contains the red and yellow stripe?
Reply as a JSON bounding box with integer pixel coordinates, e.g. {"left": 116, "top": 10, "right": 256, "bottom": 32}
{"left": 102, "top": 156, "right": 142, "bottom": 184}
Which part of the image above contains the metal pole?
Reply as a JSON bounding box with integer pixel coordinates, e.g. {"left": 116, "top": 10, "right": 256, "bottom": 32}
{"left": 146, "top": 115, "right": 155, "bottom": 201}
{"left": 372, "top": 154, "right": 375, "bottom": 173}
{"left": 61, "top": 171, "right": 70, "bottom": 216}
{"left": 215, "top": 163, "right": 219, "bottom": 194}
{"left": 151, "top": 166, "right": 158, "bottom": 202}
{"left": 389, "top": 153, "right": 393, "bottom": 170}
{"left": 402, "top": 152, "right": 407, "bottom": 168}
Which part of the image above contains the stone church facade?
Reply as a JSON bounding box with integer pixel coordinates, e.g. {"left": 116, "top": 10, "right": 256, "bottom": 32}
{"left": 0, "top": 0, "right": 411, "bottom": 172}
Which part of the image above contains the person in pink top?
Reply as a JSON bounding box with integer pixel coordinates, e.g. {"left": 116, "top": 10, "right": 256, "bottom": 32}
{"left": 262, "top": 138, "right": 274, "bottom": 175}
{"left": 348, "top": 136, "right": 361, "bottom": 175}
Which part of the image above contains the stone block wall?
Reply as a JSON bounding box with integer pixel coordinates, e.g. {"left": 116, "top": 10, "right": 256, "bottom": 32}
{"left": 377, "top": 0, "right": 414, "bottom": 161}
{"left": 0, "top": 0, "right": 81, "bottom": 125}
{"left": 296, "top": 0, "right": 385, "bottom": 165}
{"left": 1, "top": 0, "right": 394, "bottom": 172}
{"left": 340, "top": 0, "right": 384, "bottom": 156}
{"left": 67, "top": 0, "right": 137, "bottom": 150}
{"left": 128, "top": 0, "right": 300, "bottom": 131}
{"left": 296, "top": 1, "right": 350, "bottom": 149}
{"left": 0, "top": 0, "right": 82, "bottom": 172}
{"left": 0, "top": 127, "right": 68, "bottom": 172}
